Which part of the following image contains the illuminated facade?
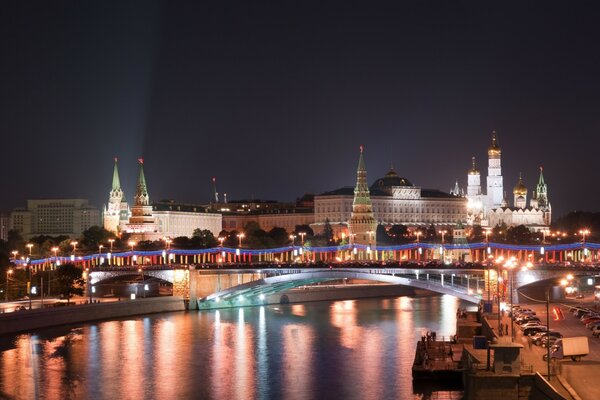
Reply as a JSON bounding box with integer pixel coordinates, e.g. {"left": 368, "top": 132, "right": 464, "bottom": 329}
{"left": 347, "top": 146, "right": 377, "bottom": 246}
{"left": 10, "top": 199, "right": 100, "bottom": 239}
{"left": 465, "top": 134, "right": 551, "bottom": 230}
{"left": 103, "top": 158, "right": 130, "bottom": 233}
{"left": 313, "top": 150, "right": 467, "bottom": 236}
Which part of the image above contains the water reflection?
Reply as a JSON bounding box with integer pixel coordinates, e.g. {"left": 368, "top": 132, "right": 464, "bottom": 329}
{"left": 0, "top": 295, "right": 466, "bottom": 399}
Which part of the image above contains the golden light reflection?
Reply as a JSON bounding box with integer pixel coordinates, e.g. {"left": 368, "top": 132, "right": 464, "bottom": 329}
{"left": 120, "top": 320, "right": 144, "bottom": 398}
{"left": 331, "top": 300, "right": 358, "bottom": 348}
{"left": 154, "top": 318, "right": 177, "bottom": 399}
{"left": 282, "top": 323, "right": 315, "bottom": 400}
{"left": 291, "top": 304, "right": 307, "bottom": 316}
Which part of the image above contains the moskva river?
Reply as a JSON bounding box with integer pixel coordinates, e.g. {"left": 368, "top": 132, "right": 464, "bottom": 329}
{"left": 0, "top": 295, "right": 469, "bottom": 400}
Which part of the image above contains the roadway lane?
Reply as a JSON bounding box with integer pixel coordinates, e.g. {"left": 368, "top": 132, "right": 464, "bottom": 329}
{"left": 517, "top": 299, "right": 600, "bottom": 400}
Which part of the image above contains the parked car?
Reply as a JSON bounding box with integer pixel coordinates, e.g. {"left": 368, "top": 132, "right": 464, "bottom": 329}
{"left": 540, "top": 335, "right": 563, "bottom": 348}
{"left": 532, "top": 331, "right": 563, "bottom": 346}
{"left": 523, "top": 326, "right": 548, "bottom": 336}
{"left": 517, "top": 318, "right": 541, "bottom": 326}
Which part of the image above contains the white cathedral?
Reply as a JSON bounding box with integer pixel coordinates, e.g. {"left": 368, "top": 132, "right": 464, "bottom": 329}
{"left": 461, "top": 132, "right": 551, "bottom": 231}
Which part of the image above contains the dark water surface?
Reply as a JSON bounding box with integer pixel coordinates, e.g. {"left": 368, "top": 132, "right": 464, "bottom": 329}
{"left": 0, "top": 295, "right": 468, "bottom": 400}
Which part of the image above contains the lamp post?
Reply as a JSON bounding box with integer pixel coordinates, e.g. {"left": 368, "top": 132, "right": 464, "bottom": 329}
{"left": 299, "top": 232, "right": 306, "bottom": 246}
{"left": 108, "top": 238, "right": 115, "bottom": 252}
{"left": 289, "top": 234, "right": 296, "bottom": 247}
{"left": 237, "top": 233, "right": 245, "bottom": 247}
{"left": 71, "top": 241, "right": 78, "bottom": 255}
{"left": 128, "top": 240, "right": 136, "bottom": 265}
{"left": 26, "top": 243, "right": 33, "bottom": 257}
{"left": 218, "top": 237, "right": 224, "bottom": 247}
{"left": 5, "top": 269, "right": 12, "bottom": 302}
{"left": 138, "top": 268, "right": 145, "bottom": 298}
{"left": 415, "top": 231, "right": 422, "bottom": 243}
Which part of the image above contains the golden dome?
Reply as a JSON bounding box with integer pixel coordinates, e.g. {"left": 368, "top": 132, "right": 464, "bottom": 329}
{"left": 488, "top": 131, "right": 501, "bottom": 156}
{"left": 513, "top": 173, "right": 527, "bottom": 196}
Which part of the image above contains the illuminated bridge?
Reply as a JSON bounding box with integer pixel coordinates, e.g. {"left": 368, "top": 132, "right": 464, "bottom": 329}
{"left": 88, "top": 263, "right": 600, "bottom": 310}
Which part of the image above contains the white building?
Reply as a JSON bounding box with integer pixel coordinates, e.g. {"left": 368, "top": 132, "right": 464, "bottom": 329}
{"left": 103, "top": 158, "right": 130, "bottom": 233}
{"left": 153, "top": 201, "right": 222, "bottom": 238}
{"left": 10, "top": 199, "right": 100, "bottom": 239}
{"left": 313, "top": 153, "right": 467, "bottom": 236}
{"left": 464, "top": 133, "right": 551, "bottom": 230}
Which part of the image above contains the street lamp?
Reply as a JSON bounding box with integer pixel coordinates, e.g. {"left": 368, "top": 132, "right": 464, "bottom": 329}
{"left": 138, "top": 268, "right": 145, "bottom": 298}
{"left": 5, "top": 269, "right": 12, "bottom": 302}
{"left": 237, "top": 233, "right": 245, "bottom": 247}
{"left": 579, "top": 229, "right": 590, "bottom": 243}
{"left": 218, "top": 237, "right": 225, "bottom": 247}
{"left": 26, "top": 243, "right": 33, "bottom": 256}
{"left": 299, "top": 232, "right": 306, "bottom": 245}
{"left": 108, "top": 238, "right": 115, "bottom": 252}
{"left": 128, "top": 241, "right": 136, "bottom": 265}
{"left": 71, "top": 241, "right": 78, "bottom": 255}
{"left": 439, "top": 230, "right": 447, "bottom": 244}
{"left": 289, "top": 234, "right": 296, "bottom": 247}
{"left": 415, "top": 231, "right": 422, "bottom": 243}
{"left": 366, "top": 230, "right": 374, "bottom": 244}
{"left": 11, "top": 250, "right": 18, "bottom": 262}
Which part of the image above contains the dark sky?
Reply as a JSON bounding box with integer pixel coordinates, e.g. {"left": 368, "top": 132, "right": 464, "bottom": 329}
{"left": 2, "top": 1, "right": 600, "bottom": 218}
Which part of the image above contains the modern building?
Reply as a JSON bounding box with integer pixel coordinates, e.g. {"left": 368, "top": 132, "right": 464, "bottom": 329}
{"left": 0, "top": 213, "right": 9, "bottom": 241}
{"left": 464, "top": 133, "right": 551, "bottom": 230}
{"left": 313, "top": 149, "right": 467, "bottom": 238}
{"left": 10, "top": 199, "right": 100, "bottom": 239}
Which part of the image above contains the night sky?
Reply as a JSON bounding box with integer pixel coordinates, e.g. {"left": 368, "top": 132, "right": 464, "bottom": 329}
{"left": 2, "top": 1, "right": 600, "bottom": 218}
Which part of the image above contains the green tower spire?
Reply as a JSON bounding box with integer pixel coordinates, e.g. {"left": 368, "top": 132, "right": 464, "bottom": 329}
{"left": 112, "top": 157, "right": 121, "bottom": 191}
{"left": 353, "top": 145, "right": 372, "bottom": 207}
{"left": 135, "top": 158, "right": 150, "bottom": 206}
{"left": 348, "top": 145, "right": 377, "bottom": 248}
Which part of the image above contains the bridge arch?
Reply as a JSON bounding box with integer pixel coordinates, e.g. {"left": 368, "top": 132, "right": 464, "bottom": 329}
{"left": 197, "top": 269, "right": 481, "bottom": 309}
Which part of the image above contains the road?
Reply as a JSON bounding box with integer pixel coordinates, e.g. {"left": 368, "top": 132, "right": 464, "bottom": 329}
{"left": 513, "top": 298, "right": 600, "bottom": 400}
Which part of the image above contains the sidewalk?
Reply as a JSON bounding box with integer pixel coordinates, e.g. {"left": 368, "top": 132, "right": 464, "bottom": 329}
{"left": 485, "top": 308, "right": 576, "bottom": 400}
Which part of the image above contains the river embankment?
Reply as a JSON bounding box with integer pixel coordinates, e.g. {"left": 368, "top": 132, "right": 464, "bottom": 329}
{"left": 0, "top": 296, "right": 185, "bottom": 335}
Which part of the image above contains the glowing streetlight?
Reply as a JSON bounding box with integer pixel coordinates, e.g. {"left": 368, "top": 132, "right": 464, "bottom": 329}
{"left": 579, "top": 229, "right": 590, "bottom": 243}
{"left": 237, "top": 233, "right": 245, "bottom": 247}
{"left": 108, "top": 238, "right": 115, "bottom": 252}
{"left": 5, "top": 269, "right": 12, "bottom": 301}
{"left": 415, "top": 231, "right": 422, "bottom": 243}
{"left": 26, "top": 243, "right": 33, "bottom": 256}
{"left": 289, "top": 234, "right": 296, "bottom": 246}
{"left": 485, "top": 229, "right": 491, "bottom": 243}
{"left": 299, "top": 232, "right": 306, "bottom": 245}
{"left": 439, "top": 230, "right": 447, "bottom": 244}
{"left": 366, "top": 230, "right": 374, "bottom": 243}
{"left": 218, "top": 237, "right": 225, "bottom": 247}
{"left": 71, "top": 241, "right": 78, "bottom": 254}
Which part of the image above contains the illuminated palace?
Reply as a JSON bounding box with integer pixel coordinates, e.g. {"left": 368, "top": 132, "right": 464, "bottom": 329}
{"left": 312, "top": 147, "right": 468, "bottom": 238}
{"left": 463, "top": 133, "right": 551, "bottom": 230}
{"left": 102, "top": 159, "right": 221, "bottom": 240}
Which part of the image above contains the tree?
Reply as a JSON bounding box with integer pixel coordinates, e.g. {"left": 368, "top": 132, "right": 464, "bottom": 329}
{"left": 506, "top": 225, "right": 533, "bottom": 244}
{"left": 425, "top": 224, "right": 437, "bottom": 241}
{"left": 192, "top": 229, "right": 218, "bottom": 248}
{"left": 54, "top": 263, "right": 84, "bottom": 304}
{"left": 376, "top": 224, "right": 391, "bottom": 245}
{"left": 388, "top": 224, "right": 409, "bottom": 243}
{"left": 293, "top": 225, "right": 314, "bottom": 238}
{"left": 269, "top": 227, "right": 289, "bottom": 247}
{"left": 492, "top": 223, "right": 509, "bottom": 242}
{"left": 323, "top": 218, "right": 334, "bottom": 245}
{"left": 80, "top": 226, "right": 116, "bottom": 251}
{"left": 470, "top": 225, "right": 484, "bottom": 242}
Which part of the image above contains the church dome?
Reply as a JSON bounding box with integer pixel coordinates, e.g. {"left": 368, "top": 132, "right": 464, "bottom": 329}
{"left": 513, "top": 174, "right": 528, "bottom": 196}
{"left": 370, "top": 167, "right": 413, "bottom": 191}
{"left": 488, "top": 131, "right": 501, "bottom": 156}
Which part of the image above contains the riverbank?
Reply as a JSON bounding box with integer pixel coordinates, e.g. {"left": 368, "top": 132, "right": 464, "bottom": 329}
{"left": 266, "top": 283, "right": 437, "bottom": 304}
{"left": 0, "top": 296, "right": 185, "bottom": 336}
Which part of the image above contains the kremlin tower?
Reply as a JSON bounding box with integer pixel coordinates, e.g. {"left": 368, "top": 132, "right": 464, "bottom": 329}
{"left": 348, "top": 146, "right": 377, "bottom": 247}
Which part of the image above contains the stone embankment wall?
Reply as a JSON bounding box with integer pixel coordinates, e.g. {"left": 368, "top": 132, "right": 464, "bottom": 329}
{"left": 266, "top": 284, "right": 434, "bottom": 304}
{"left": 0, "top": 297, "right": 185, "bottom": 336}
